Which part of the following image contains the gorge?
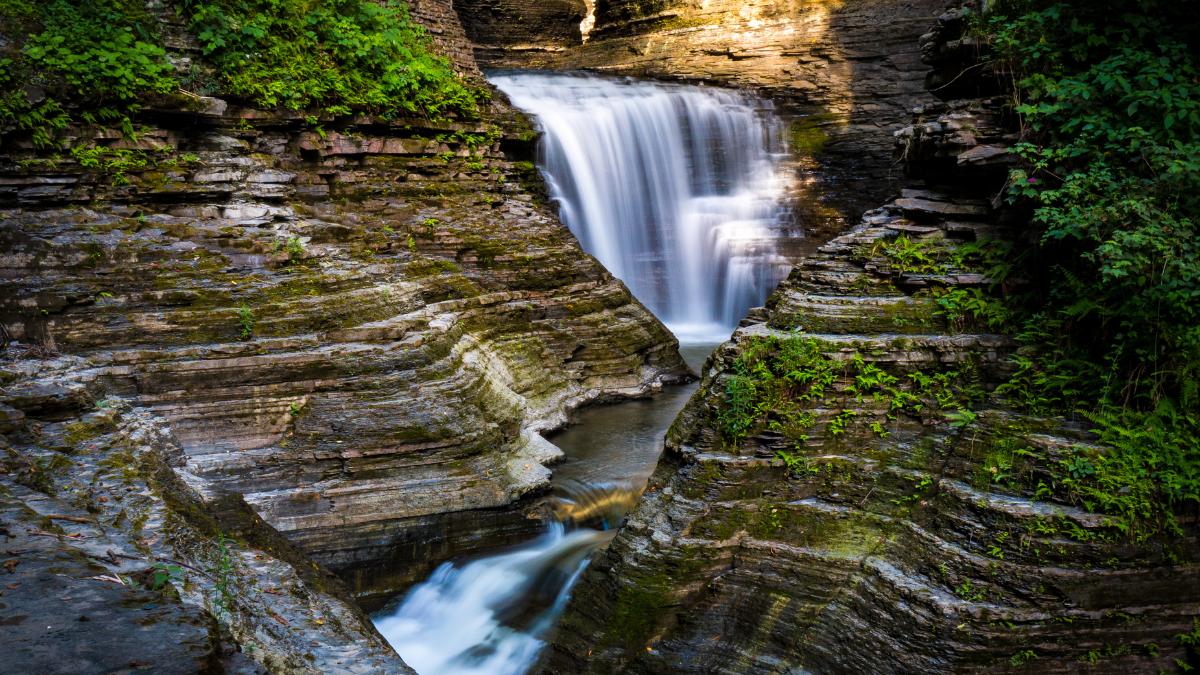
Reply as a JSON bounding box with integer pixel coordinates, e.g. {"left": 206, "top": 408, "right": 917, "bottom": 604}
{"left": 372, "top": 73, "right": 790, "bottom": 672}
{"left": 0, "top": 0, "right": 1197, "bottom": 674}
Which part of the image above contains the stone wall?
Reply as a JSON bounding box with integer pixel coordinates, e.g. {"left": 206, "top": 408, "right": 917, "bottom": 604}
{"left": 411, "top": 0, "right": 489, "bottom": 79}
{"left": 544, "top": 136, "right": 1200, "bottom": 675}
{"left": 453, "top": 0, "right": 586, "bottom": 59}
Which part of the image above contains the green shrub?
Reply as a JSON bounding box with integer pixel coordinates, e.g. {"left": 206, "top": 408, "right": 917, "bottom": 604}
{"left": 0, "top": 0, "right": 482, "bottom": 149}
{"left": 988, "top": 0, "right": 1200, "bottom": 410}
{"left": 0, "top": 0, "right": 176, "bottom": 148}
{"left": 977, "top": 0, "right": 1200, "bottom": 540}
{"left": 182, "top": 0, "right": 484, "bottom": 118}
{"left": 236, "top": 303, "right": 255, "bottom": 340}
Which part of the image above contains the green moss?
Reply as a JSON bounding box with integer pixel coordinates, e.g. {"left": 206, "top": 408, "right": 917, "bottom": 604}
{"left": 61, "top": 413, "right": 116, "bottom": 447}
{"left": 405, "top": 257, "right": 462, "bottom": 277}
{"left": 606, "top": 573, "right": 671, "bottom": 650}
{"left": 789, "top": 113, "right": 839, "bottom": 156}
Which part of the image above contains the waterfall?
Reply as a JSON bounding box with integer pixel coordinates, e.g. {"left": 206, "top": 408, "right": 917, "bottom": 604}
{"left": 490, "top": 72, "right": 792, "bottom": 342}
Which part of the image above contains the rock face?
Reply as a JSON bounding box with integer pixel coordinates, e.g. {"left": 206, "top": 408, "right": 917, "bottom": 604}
{"left": 545, "top": 188, "right": 1200, "bottom": 675}
{"left": 0, "top": 106, "right": 687, "bottom": 593}
{"left": 1, "top": 391, "right": 412, "bottom": 672}
{"left": 470, "top": 0, "right": 947, "bottom": 221}
{"left": 0, "top": 1, "right": 688, "bottom": 668}
{"left": 453, "top": 0, "right": 587, "bottom": 58}
{"left": 543, "top": 10, "right": 1200, "bottom": 674}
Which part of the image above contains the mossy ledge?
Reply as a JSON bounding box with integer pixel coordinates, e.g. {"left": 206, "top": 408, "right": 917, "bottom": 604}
{"left": 0, "top": 0, "right": 689, "bottom": 669}
{"left": 543, "top": 9, "right": 1200, "bottom": 672}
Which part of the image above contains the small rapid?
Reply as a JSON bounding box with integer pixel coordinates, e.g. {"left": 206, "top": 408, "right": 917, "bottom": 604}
{"left": 373, "top": 478, "right": 646, "bottom": 675}
{"left": 373, "top": 348, "right": 713, "bottom": 675}
{"left": 373, "top": 521, "right": 614, "bottom": 675}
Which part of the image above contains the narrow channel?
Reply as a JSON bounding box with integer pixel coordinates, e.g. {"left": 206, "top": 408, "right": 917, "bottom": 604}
{"left": 372, "top": 72, "right": 794, "bottom": 675}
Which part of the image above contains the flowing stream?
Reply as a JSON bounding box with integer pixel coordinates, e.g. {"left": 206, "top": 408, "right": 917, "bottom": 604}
{"left": 373, "top": 73, "right": 793, "bottom": 674}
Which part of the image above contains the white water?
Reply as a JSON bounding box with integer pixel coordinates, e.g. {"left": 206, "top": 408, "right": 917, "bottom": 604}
{"left": 491, "top": 71, "right": 792, "bottom": 343}
{"left": 374, "top": 522, "right": 613, "bottom": 675}
{"left": 374, "top": 480, "right": 645, "bottom": 675}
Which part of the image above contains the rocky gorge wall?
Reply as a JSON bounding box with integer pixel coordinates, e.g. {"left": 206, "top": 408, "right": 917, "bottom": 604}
{"left": 469, "top": 0, "right": 948, "bottom": 226}
{"left": 542, "top": 9, "right": 1200, "bottom": 674}
{"left": 0, "top": 2, "right": 688, "bottom": 670}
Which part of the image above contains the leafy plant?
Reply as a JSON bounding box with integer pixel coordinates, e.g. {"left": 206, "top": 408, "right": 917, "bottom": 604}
{"left": 986, "top": 0, "right": 1200, "bottom": 410}
{"left": 932, "top": 287, "right": 1010, "bottom": 333}
{"left": 284, "top": 236, "right": 305, "bottom": 262}
{"left": 209, "top": 533, "right": 235, "bottom": 615}
{"left": 0, "top": 0, "right": 176, "bottom": 148}
{"left": 147, "top": 562, "right": 184, "bottom": 591}
{"left": 955, "top": 579, "right": 986, "bottom": 602}
{"left": 236, "top": 303, "right": 255, "bottom": 340}
{"left": 1009, "top": 649, "right": 1037, "bottom": 667}
{"left": 975, "top": 0, "right": 1200, "bottom": 542}
{"left": 182, "top": 0, "right": 484, "bottom": 118}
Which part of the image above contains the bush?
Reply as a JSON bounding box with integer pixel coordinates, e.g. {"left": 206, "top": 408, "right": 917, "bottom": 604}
{"left": 0, "top": 0, "right": 482, "bottom": 149}
{"left": 978, "top": 0, "right": 1199, "bottom": 538}
{"left": 0, "top": 0, "right": 176, "bottom": 147}
{"left": 988, "top": 0, "right": 1200, "bottom": 411}
{"left": 182, "top": 0, "right": 484, "bottom": 118}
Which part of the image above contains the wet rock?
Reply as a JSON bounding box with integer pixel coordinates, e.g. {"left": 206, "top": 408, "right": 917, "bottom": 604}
{"left": 0, "top": 0, "right": 689, "bottom": 667}
{"left": 475, "top": 0, "right": 949, "bottom": 218}
{"left": 545, "top": 15, "right": 1200, "bottom": 666}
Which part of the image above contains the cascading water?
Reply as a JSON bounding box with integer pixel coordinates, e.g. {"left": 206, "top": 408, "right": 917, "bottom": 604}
{"left": 373, "top": 521, "right": 613, "bottom": 675}
{"left": 490, "top": 71, "right": 793, "bottom": 342}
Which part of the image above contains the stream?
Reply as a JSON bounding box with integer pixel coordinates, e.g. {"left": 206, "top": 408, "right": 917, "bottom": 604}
{"left": 372, "top": 72, "right": 793, "bottom": 675}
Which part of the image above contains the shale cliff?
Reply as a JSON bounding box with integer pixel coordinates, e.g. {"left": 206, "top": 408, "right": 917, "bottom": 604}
{"left": 471, "top": 0, "right": 947, "bottom": 222}
{"left": 0, "top": 1, "right": 687, "bottom": 670}
{"left": 544, "top": 8, "right": 1200, "bottom": 674}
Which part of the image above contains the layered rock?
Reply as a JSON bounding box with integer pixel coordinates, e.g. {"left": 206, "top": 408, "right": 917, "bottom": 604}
{"left": 472, "top": 0, "right": 948, "bottom": 221}
{"left": 0, "top": 101, "right": 689, "bottom": 597}
{"left": 453, "top": 0, "right": 587, "bottom": 59}
{"left": 544, "top": 10, "right": 1200, "bottom": 672}
{"left": 0, "top": 2, "right": 689, "bottom": 668}
{"left": 0, "top": 384, "right": 412, "bottom": 672}
{"left": 545, "top": 183, "right": 1200, "bottom": 675}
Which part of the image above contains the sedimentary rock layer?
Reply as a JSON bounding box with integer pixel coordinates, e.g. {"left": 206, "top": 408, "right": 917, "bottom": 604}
{"left": 0, "top": 2, "right": 688, "bottom": 667}
{"left": 473, "top": 0, "right": 947, "bottom": 220}
{"left": 545, "top": 83, "right": 1200, "bottom": 672}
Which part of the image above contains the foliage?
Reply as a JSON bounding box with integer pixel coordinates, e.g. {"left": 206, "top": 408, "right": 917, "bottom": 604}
{"left": 975, "top": 0, "right": 1200, "bottom": 541}
{"left": 987, "top": 0, "right": 1200, "bottom": 411}
{"left": 283, "top": 236, "right": 305, "bottom": 263}
{"left": 1068, "top": 402, "right": 1200, "bottom": 539}
{"left": 71, "top": 144, "right": 166, "bottom": 185}
{"left": 1009, "top": 649, "right": 1038, "bottom": 667}
{"left": 861, "top": 235, "right": 1011, "bottom": 278}
{"left": 0, "top": 0, "right": 175, "bottom": 148}
{"left": 147, "top": 563, "right": 185, "bottom": 591}
{"left": 932, "top": 287, "right": 1010, "bottom": 333}
{"left": 717, "top": 336, "right": 980, "bottom": 448}
{"left": 236, "top": 303, "right": 255, "bottom": 340}
{"left": 0, "top": 0, "right": 481, "bottom": 150}
{"left": 209, "top": 533, "right": 235, "bottom": 615}
{"left": 182, "top": 0, "right": 483, "bottom": 118}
